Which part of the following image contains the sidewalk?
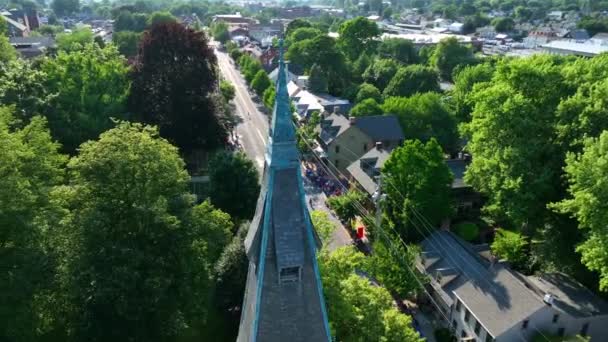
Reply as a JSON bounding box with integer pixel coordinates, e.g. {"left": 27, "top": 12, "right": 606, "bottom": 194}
{"left": 301, "top": 168, "right": 352, "bottom": 251}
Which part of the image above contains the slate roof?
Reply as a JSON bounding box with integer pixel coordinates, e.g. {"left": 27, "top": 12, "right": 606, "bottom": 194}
{"left": 346, "top": 146, "right": 392, "bottom": 195}
{"left": 421, "top": 231, "right": 546, "bottom": 338}
{"left": 527, "top": 273, "right": 608, "bottom": 318}
{"left": 446, "top": 159, "right": 469, "bottom": 189}
{"left": 352, "top": 115, "right": 404, "bottom": 142}
{"left": 319, "top": 113, "right": 350, "bottom": 145}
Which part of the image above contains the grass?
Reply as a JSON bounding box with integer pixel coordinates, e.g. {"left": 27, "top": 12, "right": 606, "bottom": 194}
{"left": 453, "top": 222, "right": 480, "bottom": 241}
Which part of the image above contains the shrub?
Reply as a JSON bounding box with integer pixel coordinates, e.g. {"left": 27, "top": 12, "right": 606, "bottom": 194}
{"left": 453, "top": 222, "right": 479, "bottom": 241}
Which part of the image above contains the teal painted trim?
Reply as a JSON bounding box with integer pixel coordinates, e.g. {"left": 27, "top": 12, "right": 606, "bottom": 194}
{"left": 252, "top": 170, "right": 275, "bottom": 342}
{"left": 296, "top": 170, "right": 332, "bottom": 341}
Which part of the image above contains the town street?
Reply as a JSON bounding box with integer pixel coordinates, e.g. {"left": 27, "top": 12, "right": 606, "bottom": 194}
{"left": 214, "top": 46, "right": 352, "bottom": 250}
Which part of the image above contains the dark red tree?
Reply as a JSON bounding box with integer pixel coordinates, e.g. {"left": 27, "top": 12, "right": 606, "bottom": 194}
{"left": 129, "top": 22, "right": 227, "bottom": 153}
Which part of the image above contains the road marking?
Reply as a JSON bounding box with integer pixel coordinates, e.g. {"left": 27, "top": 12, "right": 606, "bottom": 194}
{"left": 255, "top": 128, "right": 266, "bottom": 145}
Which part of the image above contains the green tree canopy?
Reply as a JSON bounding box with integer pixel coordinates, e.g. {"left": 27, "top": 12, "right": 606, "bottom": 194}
{"left": 251, "top": 70, "right": 271, "bottom": 97}
{"left": 0, "top": 107, "right": 66, "bottom": 340}
{"left": 220, "top": 80, "right": 236, "bottom": 103}
{"left": 0, "top": 35, "right": 17, "bottom": 64}
{"left": 56, "top": 27, "right": 94, "bottom": 51}
{"left": 211, "top": 21, "right": 230, "bottom": 44}
{"left": 51, "top": 122, "right": 233, "bottom": 340}
{"left": 263, "top": 85, "right": 276, "bottom": 110}
{"left": 0, "top": 16, "right": 8, "bottom": 36}
{"left": 147, "top": 11, "right": 177, "bottom": 27}
{"left": 286, "top": 18, "right": 312, "bottom": 36}
{"left": 129, "top": 22, "right": 228, "bottom": 153}
{"left": 286, "top": 27, "right": 323, "bottom": 47}
{"left": 451, "top": 63, "right": 495, "bottom": 122}
{"left": 51, "top": 0, "right": 79, "bottom": 16}
{"left": 382, "top": 93, "right": 458, "bottom": 154}
{"left": 112, "top": 30, "right": 141, "bottom": 57}
{"left": 382, "top": 139, "right": 453, "bottom": 241}
{"left": 430, "top": 37, "right": 475, "bottom": 81}
{"left": 492, "top": 17, "right": 515, "bottom": 32}
{"left": 0, "top": 59, "right": 50, "bottom": 117}
{"left": 207, "top": 151, "right": 260, "bottom": 221}
{"left": 308, "top": 63, "right": 329, "bottom": 94}
{"left": 337, "top": 16, "right": 381, "bottom": 59}
{"left": 553, "top": 131, "right": 608, "bottom": 291}
{"left": 491, "top": 228, "right": 529, "bottom": 269}
{"left": 113, "top": 10, "right": 148, "bottom": 32}
{"left": 378, "top": 38, "right": 418, "bottom": 65}
{"left": 356, "top": 83, "right": 382, "bottom": 103}
{"left": 350, "top": 98, "right": 383, "bottom": 117}
{"left": 363, "top": 58, "right": 399, "bottom": 91}
{"left": 40, "top": 44, "right": 130, "bottom": 153}
{"left": 383, "top": 64, "right": 440, "bottom": 98}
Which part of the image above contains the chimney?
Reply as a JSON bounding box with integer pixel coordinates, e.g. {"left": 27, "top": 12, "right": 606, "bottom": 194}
{"left": 375, "top": 141, "right": 382, "bottom": 150}
{"left": 543, "top": 293, "right": 555, "bottom": 306}
{"left": 333, "top": 106, "right": 340, "bottom": 114}
{"left": 349, "top": 117, "right": 356, "bottom": 125}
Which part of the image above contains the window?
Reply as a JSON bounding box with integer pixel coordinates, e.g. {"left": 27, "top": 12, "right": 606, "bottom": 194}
{"left": 335, "top": 145, "right": 340, "bottom": 153}
{"left": 335, "top": 160, "right": 339, "bottom": 168}
{"left": 552, "top": 314, "right": 559, "bottom": 323}
{"left": 455, "top": 299, "right": 462, "bottom": 312}
{"left": 474, "top": 321, "right": 481, "bottom": 335}
{"left": 464, "top": 309, "right": 470, "bottom": 323}
{"left": 363, "top": 143, "right": 367, "bottom": 152}
{"left": 452, "top": 319, "right": 458, "bottom": 330}
{"left": 280, "top": 266, "right": 301, "bottom": 283}
{"left": 461, "top": 330, "right": 467, "bottom": 338}
{"left": 522, "top": 320, "right": 529, "bottom": 329}
{"left": 580, "top": 323, "right": 589, "bottom": 336}
{"left": 557, "top": 327, "right": 565, "bottom": 337}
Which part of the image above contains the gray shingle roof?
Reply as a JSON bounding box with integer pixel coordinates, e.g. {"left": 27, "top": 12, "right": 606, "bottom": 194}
{"left": 421, "top": 231, "right": 545, "bottom": 338}
{"left": 346, "top": 146, "right": 392, "bottom": 195}
{"left": 352, "top": 115, "right": 404, "bottom": 142}
{"left": 319, "top": 113, "right": 350, "bottom": 145}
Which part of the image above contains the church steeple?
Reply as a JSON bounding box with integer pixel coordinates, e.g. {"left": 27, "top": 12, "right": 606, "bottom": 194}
{"left": 237, "top": 40, "right": 331, "bottom": 342}
{"left": 266, "top": 39, "right": 299, "bottom": 169}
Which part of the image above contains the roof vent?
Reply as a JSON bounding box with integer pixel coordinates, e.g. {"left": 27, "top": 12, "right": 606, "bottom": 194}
{"left": 349, "top": 117, "right": 356, "bottom": 125}
{"left": 375, "top": 141, "right": 382, "bottom": 150}
{"left": 544, "top": 293, "right": 555, "bottom": 306}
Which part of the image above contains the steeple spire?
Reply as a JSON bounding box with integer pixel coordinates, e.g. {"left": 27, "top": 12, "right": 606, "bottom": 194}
{"left": 237, "top": 38, "right": 331, "bottom": 342}
{"left": 266, "top": 39, "right": 299, "bottom": 169}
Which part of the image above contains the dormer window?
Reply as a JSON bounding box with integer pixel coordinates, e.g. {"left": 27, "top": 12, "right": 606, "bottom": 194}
{"left": 280, "top": 266, "right": 301, "bottom": 284}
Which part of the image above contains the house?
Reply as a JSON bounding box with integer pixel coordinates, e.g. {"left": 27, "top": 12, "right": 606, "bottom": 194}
{"left": 591, "top": 32, "right": 608, "bottom": 44}
{"left": 346, "top": 142, "right": 393, "bottom": 195}
{"left": 1, "top": 12, "right": 29, "bottom": 37}
{"left": 229, "top": 26, "right": 249, "bottom": 39}
{"left": 420, "top": 231, "right": 608, "bottom": 342}
{"left": 269, "top": 66, "right": 298, "bottom": 84}
{"left": 448, "top": 22, "right": 464, "bottom": 34}
{"left": 446, "top": 156, "right": 480, "bottom": 214}
{"left": 10, "top": 36, "right": 55, "bottom": 58}
{"left": 318, "top": 114, "right": 403, "bottom": 171}
{"left": 563, "top": 29, "right": 590, "bottom": 42}
{"left": 212, "top": 13, "right": 254, "bottom": 25}
{"left": 547, "top": 11, "right": 564, "bottom": 21}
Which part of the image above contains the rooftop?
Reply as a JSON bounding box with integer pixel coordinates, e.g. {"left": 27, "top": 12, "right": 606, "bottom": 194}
{"left": 347, "top": 146, "right": 392, "bottom": 195}
{"left": 421, "top": 231, "right": 546, "bottom": 338}
{"left": 542, "top": 40, "right": 608, "bottom": 56}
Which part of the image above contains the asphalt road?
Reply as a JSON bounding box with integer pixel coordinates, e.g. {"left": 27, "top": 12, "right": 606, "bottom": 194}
{"left": 214, "top": 46, "right": 352, "bottom": 251}
{"left": 215, "top": 48, "right": 268, "bottom": 173}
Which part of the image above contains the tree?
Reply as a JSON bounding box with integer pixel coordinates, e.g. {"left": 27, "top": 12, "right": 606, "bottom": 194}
{"left": 383, "top": 64, "right": 440, "bottom": 98}
{"left": 51, "top": 0, "right": 79, "bottom": 16}
{"left": 382, "top": 93, "right": 458, "bottom": 154}
{"left": 378, "top": 38, "right": 418, "bottom": 65}
{"left": 147, "top": 11, "right": 177, "bottom": 27}
{"left": 318, "top": 246, "right": 423, "bottom": 342}
{"left": 0, "top": 59, "right": 51, "bottom": 118}
{"left": 51, "top": 122, "right": 233, "bottom": 340}
{"left": 211, "top": 21, "right": 230, "bottom": 44}
{"left": 382, "top": 6, "right": 393, "bottom": 20}
{"left": 286, "top": 35, "right": 346, "bottom": 75}
{"left": 0, "top": 35, "right": 16, "bottom": 64}
{"left": 552, "top": 131, "right": 608, "bottom": 291}
{"left": 56, "top": 27, "right": 94, "bottom": 51}
{"left": 0, "top": 16, "right": 8, "bottom": 36}
{"left": 337, "top": 17, "right": 381, "bottom": 59}
{"left": 129, "top": 22, "right": 228, "bottom": 153}
{"left": 308, "top": 64, "right": 328, "bottom": 93}
{"left": 263, "top": 85, "right": 276, "bottom": 110}
{"left": 220, "top": 80, "right": 235, "bottom": 103}
{"left": 327, "top": 188, "right": 366, "bottom": 223}
{"left": 213, "top": 222, "right": 249, "bottom": 314}
{"left": 492, "top": 17, "right": 515, "bottom": 32}
{"left": 461, "top": 56, "right": 566, "bottom": 230}
{"left": 350, "top": 98, "right": 383, "bottom": 117}
{"left": 491, "top": 228, "right": 529, "bottom": 268}
{"left": 382, "top": 139, "right": 453, "bottom": 241}
{"left": 114, "top": 10, "right": 148, "bottom": 32}
{"left": 430, "top": 37, "right": 475, "bottom": 81}
{"left": 208, "top": 151, "right": 260, "bottom": 221}
{"left": 286, "top": 27, "right": 323, "bottom": 47}
{"left": 578, "top": 16, "right": 608, "bottom": 36}
{"left": 112, "top": 30, "right": 141, "bottom": 58}
{"left": 286, "top": 18, "right": 312, "bottom": 36}
{"left": 251, "top": 70, "right": 271, "bottom": 97}
{"left": 366, "top": 239, "right": 421, "bottom": 298}
{"left": 41, "top": 44, "right": 130, "bottom": 153}
{"left": 362, "top": 58, "right": 399, "bottom": 91}
{"left": 451, "top": 63, "right": 495, "bottom": 122}
{"left": 356, "top": 83, "right": 382, "bottom": 103}
{"left": 0, "top": 107, "right": 66, "bottom": 341}
{"left": 311, "top": 210, "right": 337, "bottom": 246}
